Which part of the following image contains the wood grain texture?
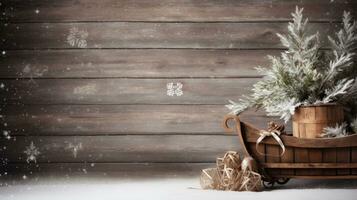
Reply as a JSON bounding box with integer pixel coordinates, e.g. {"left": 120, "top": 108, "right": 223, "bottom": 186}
{"left": 2, "top": 0, "right": 356, "bottom": 169}
{"left": 3, "top": 0, "right": 356, "bottom": 22}
{"left": 247, "top": 142, "right": 265, "bottom": 164}
{"left": 238, "top": 121, "right": 357, "bottom": 178}
{"left": 3, "top": 163, "right": 213, "bottom": 178}
{"left": 336, "top": 148, "right": 350, "bottom": 175}
{"left": 0, "top": 50, "right": 279, "bottom": 78}
{"left": 280, "top": 147, "right": 294, "bottom": 175}
{"left": 0, "top": 105, "right": 279, "bottom": 135}
{"left": 262, "top": 163, "right": 357, "bottom": 169}
{"left": 0, "top": 135, "right": 241, "bottom": 163}
{"left": 245, "top": 132, "right": 357, "bottom": 148}
{"left": 265, "top": 145, "right": 281, "bottom": 175}
{"left": 352, "top": 147, "right": 357, "bottom": 175}
{"left": 2, "top": 23, "right": 334, "bottom": 49}
{"left": 293, "top": 104, "right": 344, "bottom": 138}
{"left": 308, "top": 149, "right": 323, "bottom": 175}
{"left": 322, "top": 148, "right": 337, "bottom": 176}
{"left": 0, "top": 78, "right": 258, "bottom": 104}
{"left": 294, "top": 148, "right": 309, "bottom": 176}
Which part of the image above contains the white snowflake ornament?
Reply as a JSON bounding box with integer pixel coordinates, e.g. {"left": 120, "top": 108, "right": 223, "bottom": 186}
{"left": 66, "top": 27, "right": 88, "bottom": 48}
{"left": 65, "top": 142, "right": 83, "bottom": 158}
{"left": 166, "top": 82, "right": 183, "bottom": 96}
{"left": 24, "top": 142, "right": 40, "bottom": 163}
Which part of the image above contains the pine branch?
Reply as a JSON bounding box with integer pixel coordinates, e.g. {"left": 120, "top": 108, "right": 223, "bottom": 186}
{"left": 320, "top": 123, "right": 348, "bottom": 138}
{"left": 352, "top": 118, "right": 357, "bottom": 133}
{"left": 322, "top": 79, "right": 354, "bottom": 103}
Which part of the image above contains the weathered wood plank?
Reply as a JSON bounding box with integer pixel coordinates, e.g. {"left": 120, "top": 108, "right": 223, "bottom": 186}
{"left": 0, "top": 105, "right": 280, "bottom": 136}
{"left": 2, "top": 163, "right": 214, "bottom": 178}
{"left": 0, "top": 135, "right": 241, "bottom": 163}
{"left": 262, "top": 163, "right": 357, "bottom": 169}
{"left": 0, "top": 78, "right": 258, "bottom": 104}
{"left": 294, "top": 148, "right": 309, "bottom": 176}
{"left": 308, "top": 149, "right": 323, "bottom": 175}
{"left": 0, "top": 50, "right": 278, "bottom": 78}
{"left": 323, "top": 148, "right": 337, "bottom": 176}
{"left": 2, "top": 23, "right": 334, "bottom": 49}
{"left": 280, "top": 147, "right": 294, "bottom": 175}
{"left": 247, "top": 142, "right": 265, "bottom": 164}
{"left": 352, "top": 147, "right": 357, "bottom": 175}
{"left": 3, "top": 0, "right": 356, "bottom": 22}
{"left": 336, "top": 148, "right": 350, "bottom": 175}
{"left": 245, "top": 133, "right": 357, "bottom": 148}
{"left": 265, "top": 145, "right": 281, "bottom": 176}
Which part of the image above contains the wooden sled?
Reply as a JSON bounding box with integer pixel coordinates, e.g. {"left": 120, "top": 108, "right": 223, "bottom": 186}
{"left": 223, "top": 115, "right": 357, "bottom": 188}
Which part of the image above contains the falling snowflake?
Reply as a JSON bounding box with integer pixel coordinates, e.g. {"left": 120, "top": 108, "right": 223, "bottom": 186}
{"left": 0, "top": 83, "right": 4, "bottom": 89}
{"left": 24, "top": 142, "right": 40, "bottom": 163}
{"left": 35, "top": 9, "right": 40, "bottom": 14}
{"left": 65, "top": 142, "right": 83, "bottom": 158}
{"left": 3, "top": 130, "right": 11, "bottom": 140}
{"left": 1, "top": 51, "right": 5, "bottom": 55}
{"left": 166, "top": 82, "right": 183, "bottom": 96}
{"left": 66, "top": 27, "right": 88, "bottom": 48}
{"left": 22, "top": 64, "right": 48, "bottom": 78}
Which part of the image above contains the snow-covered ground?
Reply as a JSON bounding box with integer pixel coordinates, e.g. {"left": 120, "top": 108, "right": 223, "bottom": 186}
{"left": 1, "top": 174, "right": 357, "bottom": 200}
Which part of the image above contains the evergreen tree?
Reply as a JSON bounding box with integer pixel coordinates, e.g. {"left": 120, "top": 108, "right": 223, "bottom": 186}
{"left": 227, "top": 7, "right": 357, "bottom": 124}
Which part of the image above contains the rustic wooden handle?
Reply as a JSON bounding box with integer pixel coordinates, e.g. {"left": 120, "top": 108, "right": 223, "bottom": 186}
{"left": 222, "top": 114, "right": 241, "bottom": 133}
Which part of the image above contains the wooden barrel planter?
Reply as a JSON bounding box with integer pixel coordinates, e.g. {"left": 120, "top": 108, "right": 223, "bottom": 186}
{"left": 292, "top": 104, "right": 344, "bottom": 138}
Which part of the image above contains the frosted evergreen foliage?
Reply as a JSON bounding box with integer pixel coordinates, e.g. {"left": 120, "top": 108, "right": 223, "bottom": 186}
{"left": 352, "top": 118, "right": 357, "bottom": 133}
{"left": 320, "top": 123, "right": 348, "bottom": 138}
{"left": 226, "top": 7, "right": 357, "bottom": 123}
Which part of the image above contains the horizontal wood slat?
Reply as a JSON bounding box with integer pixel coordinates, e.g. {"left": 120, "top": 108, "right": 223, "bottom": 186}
{"left": 0, "top": 50, "right": 279, "bottom": 78}
{"left": 272, "top": 175, "right": 357, "bottom": 179}
{"left": 246, "top": 133, "right": 357, "bottom": 148}
{"left": 3, "top": 163, "right": 213, "bottom": 178}
{"left": 0, "top": 135, "right": 241, "bottom": 163}
{"left": 0, "top": 78, "right": 258, "bottom": 104}
{"left": 0, "top": 105, "right": 284, "bottom": 136}
{"left": 3, "top": 0, "right": 355, "bottom": 22}
{"left": 2, "top": 23, "right": 334, "bottom": 49}
{"left": 262, "top": 163, "right": 357, "bottom": 169}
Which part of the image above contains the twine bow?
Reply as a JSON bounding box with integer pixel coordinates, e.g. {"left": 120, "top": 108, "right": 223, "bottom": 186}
{"left": 256, "top": 122, "right": 286, "bottom": 156}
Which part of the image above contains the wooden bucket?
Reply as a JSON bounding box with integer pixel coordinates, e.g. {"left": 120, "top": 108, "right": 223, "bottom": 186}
{"left": 292, "top": 104, "right": 344, "bottom": 138}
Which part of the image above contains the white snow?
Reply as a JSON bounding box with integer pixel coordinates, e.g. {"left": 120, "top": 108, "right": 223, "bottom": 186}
{"left": 0, "top": 175, "right": 356, "bottom": 200}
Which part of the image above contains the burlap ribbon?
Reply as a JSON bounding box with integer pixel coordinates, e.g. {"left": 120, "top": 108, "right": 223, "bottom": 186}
{"left": 256, "top": 122, "right": 286, "bottom": 156}
{"left": 200, "top": 151, "right": 262, "bottom": 192}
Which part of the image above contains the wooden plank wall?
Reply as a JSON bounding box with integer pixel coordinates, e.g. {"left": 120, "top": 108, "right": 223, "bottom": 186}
{"left": 0, "top": 0, "right": 356, "bottom": 173}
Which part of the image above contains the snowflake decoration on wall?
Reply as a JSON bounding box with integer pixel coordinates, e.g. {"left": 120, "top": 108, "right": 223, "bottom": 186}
{"left": 66, "top": 27, "right": 88, "bottom": 48}
{"left": 22, "top": 64, "right": 49, "bottom": 78}
{"left": 166, "top": 82, "right": 183, "bottom": 96}
{"left": 24, "top": 142, "right": 40, "bottom": 163}
{"left": 65, "top": 142, "right": 83, "bottom": 158}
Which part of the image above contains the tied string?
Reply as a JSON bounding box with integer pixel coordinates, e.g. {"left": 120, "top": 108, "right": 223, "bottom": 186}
{"left": 256, "top": 122, "right": 286, "bottom": 157}
{"left": 200, "top": 151, "right": 262, "bottom": 191}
